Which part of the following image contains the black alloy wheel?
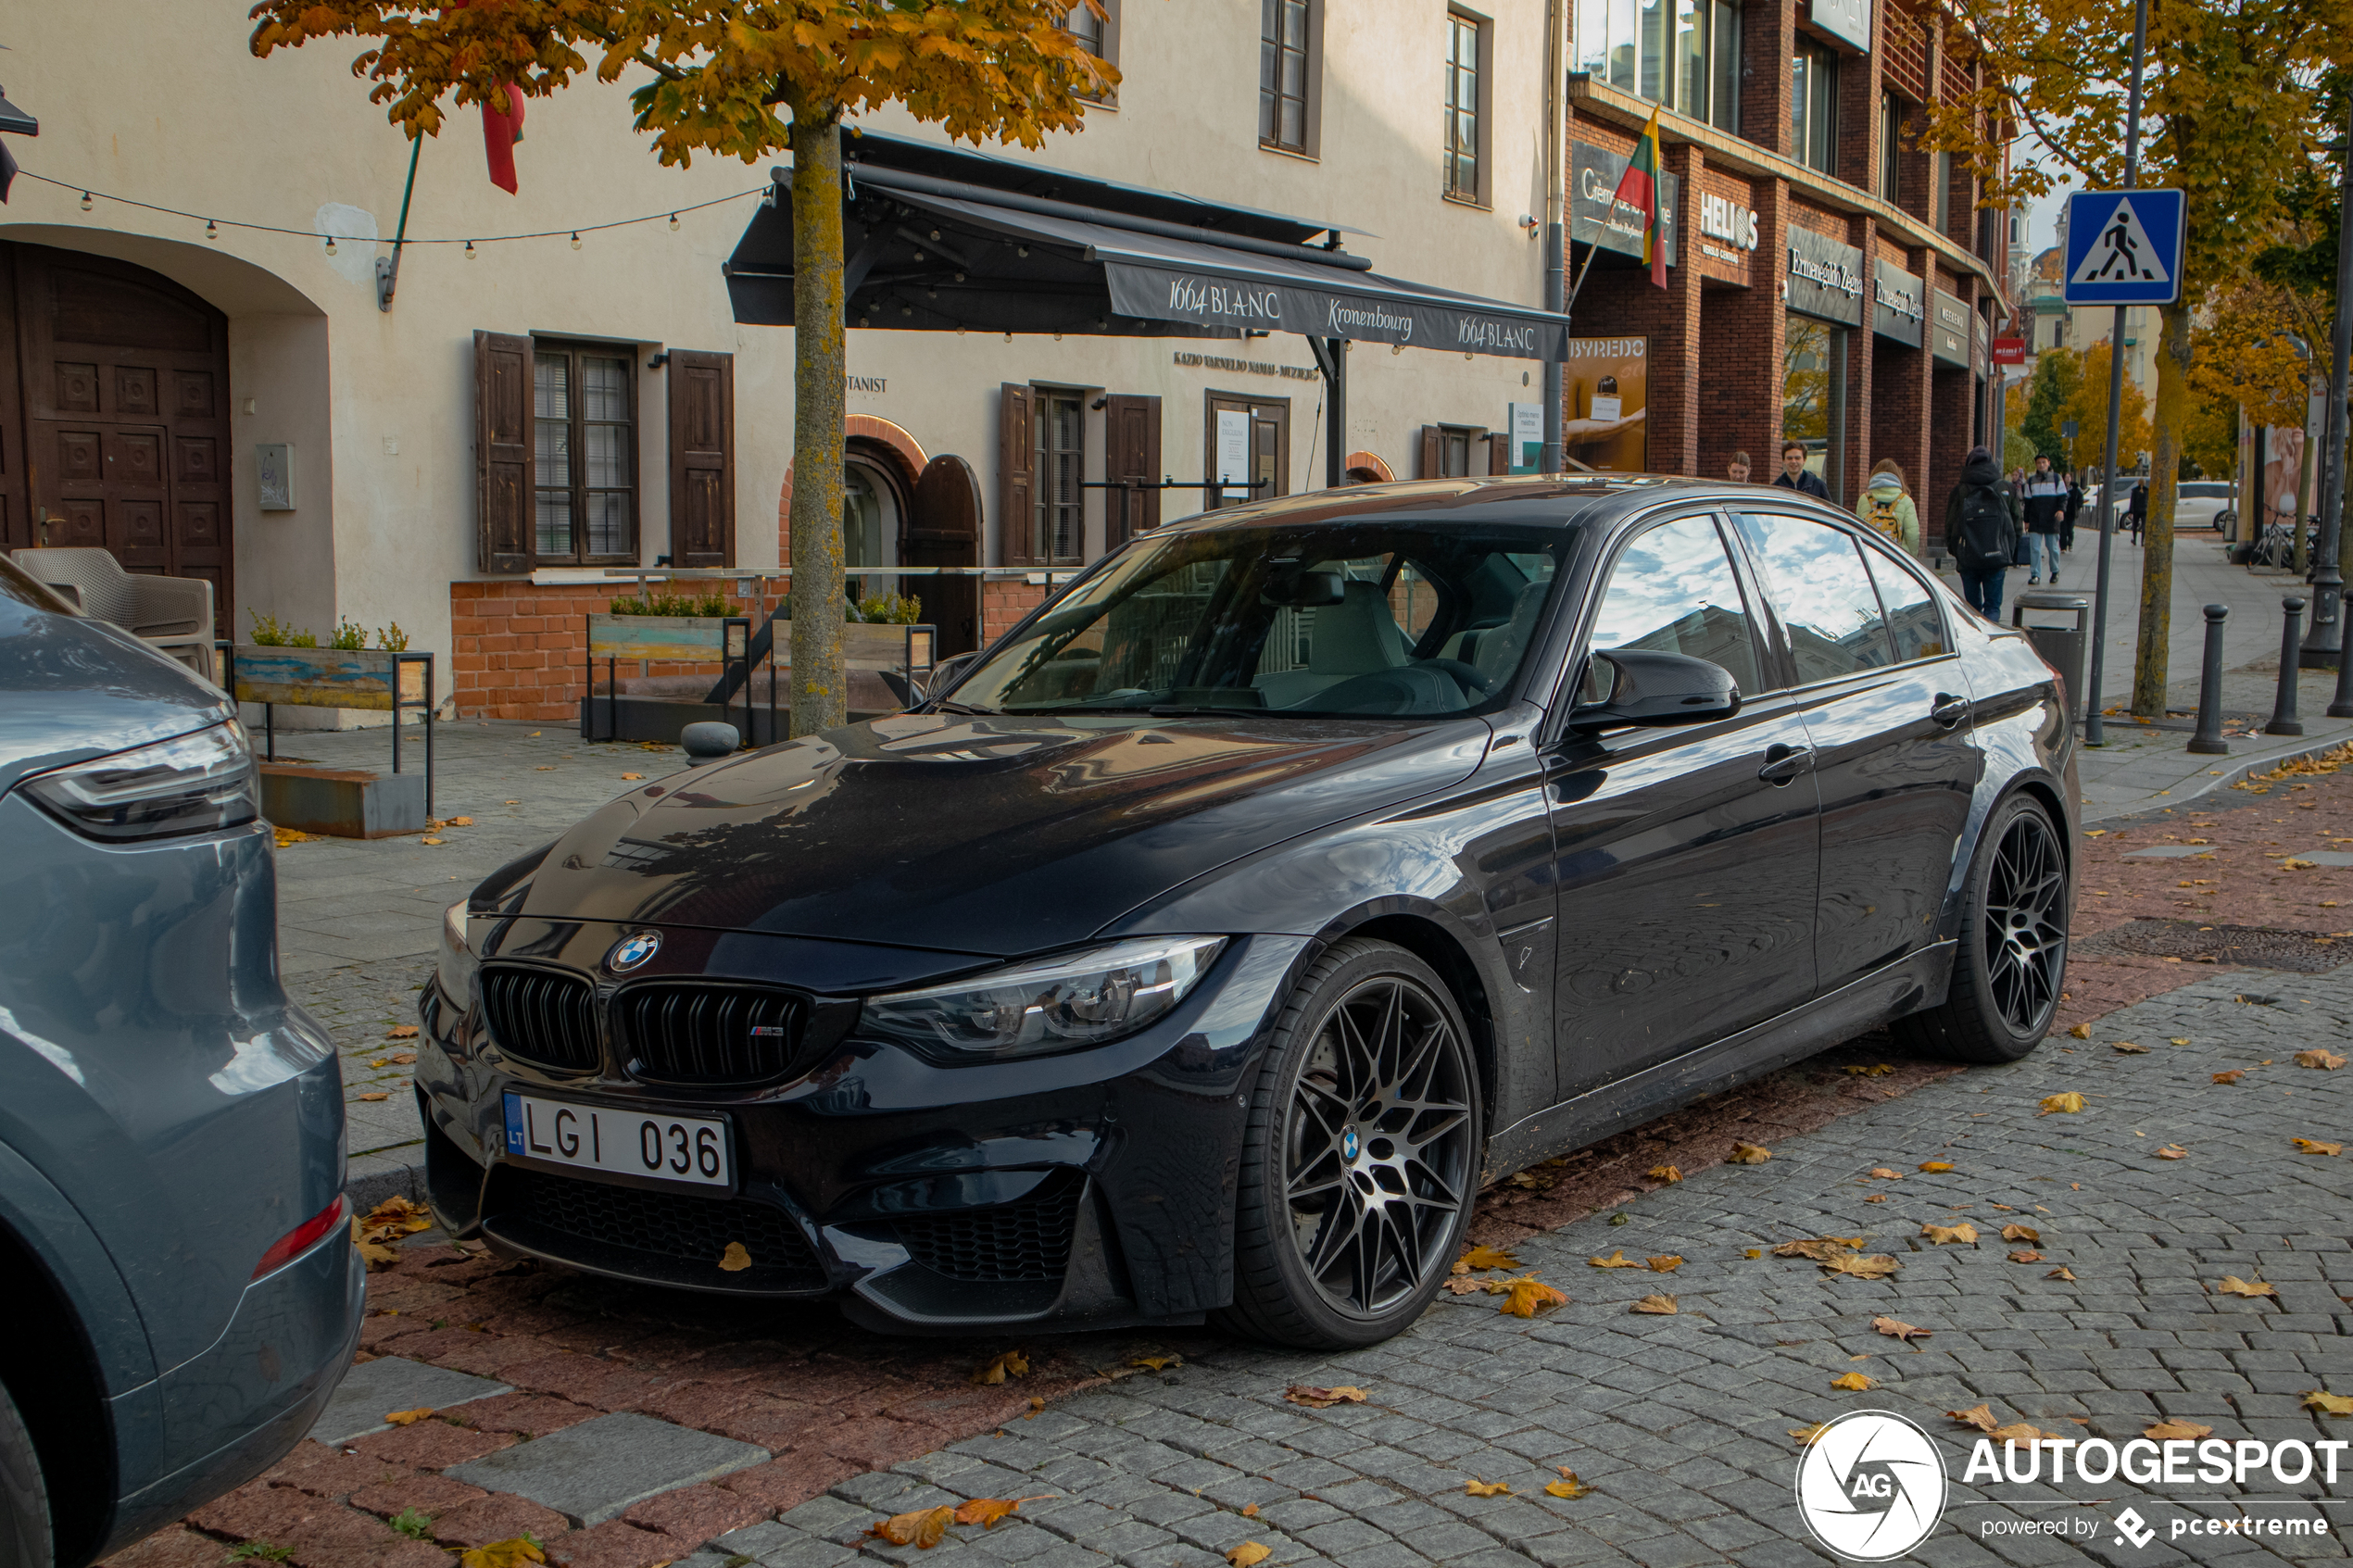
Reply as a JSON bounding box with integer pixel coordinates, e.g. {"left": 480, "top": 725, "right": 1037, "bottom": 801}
{"left": 1895, "top": 792, "right": 2070, "bottom": 1063}
{"left": 1219, "top": 939, "right": 1482, "bottom": 1348}
{"left": 0, "top": 1379, "right": 49, "bottom": 1568}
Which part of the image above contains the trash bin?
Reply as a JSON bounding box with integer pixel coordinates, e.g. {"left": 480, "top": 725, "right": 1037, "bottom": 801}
{"left": 2011, "top": 591, "right": 2089, "bottom": 720}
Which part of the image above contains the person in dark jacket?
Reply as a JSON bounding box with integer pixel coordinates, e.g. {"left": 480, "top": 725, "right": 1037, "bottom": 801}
{"left": 1773, "top": 441, "right": 1831, "bottom": 498}
{"left": 2128, "top": 481, "right": 2148, "bottom": 545}
{"left": 1944, "top": 445, "right": 2024, "bottom": 621}
{"left": 2020, "top": 455, "right": 2067, "bottom": 584}
{"left": 2059, "top": 469, "right": 2083, "bottom": 552}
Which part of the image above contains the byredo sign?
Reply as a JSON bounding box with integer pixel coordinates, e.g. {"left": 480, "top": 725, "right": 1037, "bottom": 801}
{"left": 1785, "top": 226, "right": 1866, "bottom": 325}
{"left": 1870, "top": 258, "right": 1925, "bottom": 347}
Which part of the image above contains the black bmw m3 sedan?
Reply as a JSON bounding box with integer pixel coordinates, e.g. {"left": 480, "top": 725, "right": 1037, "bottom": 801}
{"left": 416, "top": 475, "right": 2076, "bottom": 1348}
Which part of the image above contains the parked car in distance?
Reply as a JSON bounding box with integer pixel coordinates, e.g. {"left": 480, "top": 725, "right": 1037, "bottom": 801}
{"left": 0, "top": 556, "right": 362, "bottom": 1568}
{"left": 2172, "top": 481, "right": 2233, "bottom": 531}
{"left": 417, "top": 476, "right": 2077, "bottom": 1350}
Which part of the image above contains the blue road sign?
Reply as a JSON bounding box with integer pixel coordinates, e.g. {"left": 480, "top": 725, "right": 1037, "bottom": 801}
{"left": 2063, "top": 189, "right": 2183, "bottom": 306}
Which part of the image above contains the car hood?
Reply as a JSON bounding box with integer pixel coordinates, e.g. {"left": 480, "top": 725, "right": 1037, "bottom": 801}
{"left": 0, "top": 601, "right": 233, "bottom": 797}
{"left": 519, "top": 710, "right": 1492, "bottom": 957}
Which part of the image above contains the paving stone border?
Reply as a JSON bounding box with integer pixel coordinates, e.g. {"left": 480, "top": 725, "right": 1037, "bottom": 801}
{"left": 308, "top": 1355, "right": 513, "bottom": 1446}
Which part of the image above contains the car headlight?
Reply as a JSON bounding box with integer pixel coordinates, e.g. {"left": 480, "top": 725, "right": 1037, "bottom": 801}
{"left": 859, "top": 935, "right": 1227, "bottom": 1060}
{"left": 437, "top": 898, "right": 476, "bottom": 1012}
{"left": 19, "top": 721, "right": 258, "bottom": 842}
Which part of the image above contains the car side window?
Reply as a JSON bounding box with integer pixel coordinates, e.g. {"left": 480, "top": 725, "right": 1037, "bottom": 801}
{"left": 1857, "top": 543, "right": 1947, "bottom": 662}
{"left": 1582, "top": 514, "right": 1764, "bottom": 700}
{"left": 1731, "top": 513, "right": 1894, "bottom": 684}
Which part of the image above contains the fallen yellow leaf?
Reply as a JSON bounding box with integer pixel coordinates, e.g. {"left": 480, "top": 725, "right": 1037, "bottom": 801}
{"left": 1645, "top": 1164, "right": 1682, "bottom": 1184}
{"left": 2068, "top": 1023, "right": 2091, "bottom": 1039}
{"left": 1791, "top": 1423, "right": 1831, "bottom": 1445}
{"left": 1947, "top": 1405, "right": 1997, "bottom": 1432}
{"left": 2304, "top": 1391, "right": 2353, "bottom": 1416}
{"left": 970, "top": 1350, "right": 1030, "bottom": 1386}
{"left": 2293, "top": 1137, "right": 2344, "bottom": 1156}
{"left": 2008, "top": 1250, "right": 2045, "bottom": 1263}
{"left": 387, "top": 1025, "right": 419, "bottom": 1039}
{"left": 1831, "top": 1372, "right": 1874, "bottom": 1391}
{"left": 1132, "top": 1354, "right": 1181, "bottom": 1372}
{"left": 870, "top": 1507, "right": 955, "bottom": 1549}
{"left": 1464, "top": 1480, "right": 1513, "bottom": 1497}
{"left": 1456, "top": 1245, "right": 1522, "bottom": 1273}
{"left": 1771, "top": 1236, "right": 1865, "bottom": 1261}
{"left": 2145, "top": 1420, "right": 2212, "bottom": 1440}
{"left": 458, "top": 1541, "right": 547, "bottom": 1568}
{"left": 1823, "top": 1252, "right": 1903, "bottom": 1279}
{"left": 1866, "top": 1167, "right": 1903, "bottom": 1179}
{"left": 1027, "top": 1398, "right": 1044, "bottom": 1416}
{"left": 1647, "top": 1256, "right": 1684, "bottom": 1273}
{"left": 2216, "top": 1275, "right": 2277, "bottom": 1298}
{"left": 1441, "top": 1277, "right": 1488, "bottom": 1295}
{"left": 1227, "top": 1544, "right": 1272, "bottom": 1568}
{"left": 1991, "top": 1423, "right": 2060, "bottom": 1446}
{"left": 621, "top": 772, "right": 646, "bottom": 781}
{"left": 1744, "top": 1248, "right": 1763, "bottom": 1259}
{"left": 2155, "top": 1145, "right": 2188, "bottom": 1160}
{"left": 1589, "top": 1250, "right": 1641, "bottom": 1269}
{"left": 384, "top": 1408, "right": 434, "bottom": 1426}
{"left": 954, "top": 1496, "right": 1051, "bottom": 1528}
{"left": 1863, "top": 1194, "right": 1887, "bottom": 1204}
{"left": 1240, "top": 1503, "right": 1258, "bottom": 1518}
{"left": 2214, "top": 1070, "right": 2246, "bottom": 1085}
{"left": 1843, "top": 1063, "right": 1894, "bottom": 1077}
{"left": 420, "top": 836, "right": 445, "bottom": 846}
{"left": 1284, "top": 1385, "right": 1370, "bottom": 1409}
{"left": 447, "top": 816, "right": 473, "bottom": 827}
{"left": 1919, "top": 1160, "right": 1956, "bottom": 1173}
{"left": 2038, "top": 1093, "right": 2087, "bottom": 1116}
{"left": 1920, "top": 1223, "right": 1978, "bottom": 1246}
{"left": 1498, "top": 1277, "right": 1570, "bottom": 1317}
{"left": 2046, "top": 1265, "right": 2078, "bottom": 1281}
{"left": 1871, "top": 1315, "right": 1931, "bottom": 1343}
{"left": 1729, "top": 1141, "right": 1772, "bottom": 1164}
{"left": 1544, "top": 1474, "right": 1592, "bottom": 1499}
{"left": 358, "top": 1091, "right": 390, "bottom": 1102}
{"left": 718, "top": 1242, "right": 752, "bottom": 1272}
{"left": 2111, "top": 1041, "right": 2150, "bottom": 1054}
{"left": 1629, "top": 1293, "right": 1678, "bottom": 1314}
{"left": 2296, "top": 1049, "right": 2348, "bottom": 1070}
{"left": 2000, "top": 1223, "right": 2042, "bottom": 1244}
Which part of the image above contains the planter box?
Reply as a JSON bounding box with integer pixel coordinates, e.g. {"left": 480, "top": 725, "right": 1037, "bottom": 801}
{"left": 230, "top": 645, "right": 425, "bottom": 711}
{"left": 585, "top": 613, "right": 738, "bottom": 663}
{"left": 259, "top": 763, "right": 426, "bottom": 838}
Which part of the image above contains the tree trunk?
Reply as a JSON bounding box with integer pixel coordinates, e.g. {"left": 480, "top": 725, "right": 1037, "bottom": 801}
{"left": 787, "top": 107, "right": 847, "bottom": 737}
{"left": 2132, "top": 303, "right": 2192, "bottom": 716}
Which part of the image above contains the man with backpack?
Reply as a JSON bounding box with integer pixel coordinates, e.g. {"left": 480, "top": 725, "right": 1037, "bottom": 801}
{"left": 1944, "top": 444, "right": 2024, "bottom": 621}
{"left": 2020, "top": 454, "right": 2067, "bottom": 584}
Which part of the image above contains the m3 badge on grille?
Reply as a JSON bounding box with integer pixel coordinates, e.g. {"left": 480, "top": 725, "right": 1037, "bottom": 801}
{"left": 607, "top": 931, "right": 662, "bottom": 973}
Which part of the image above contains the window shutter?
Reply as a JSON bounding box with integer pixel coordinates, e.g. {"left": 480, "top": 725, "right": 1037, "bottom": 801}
{"left": 1102, "top": 394, "right": 1162, "bottom": 547}
{"left": 1417, "top": 424, "right": 1441, "bottom": 480}
{"left": 475, "top": 330, "right": 531, "bottom": 573}
{"left": 1488, "top": 428, "right": 1511, "bottom": 475}
{"left": 999, "top": 383, "right": 1036, "bottom": 567}
{"left": 667, "top": 350, "right": 735, "bottom": 568}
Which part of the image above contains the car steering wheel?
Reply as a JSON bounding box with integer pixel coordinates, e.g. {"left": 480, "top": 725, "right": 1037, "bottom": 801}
{"left": 1423, "top": 658, "right": 1493, "bottom": 697}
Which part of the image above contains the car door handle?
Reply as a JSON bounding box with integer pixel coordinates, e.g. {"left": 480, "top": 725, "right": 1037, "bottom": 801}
{"left": 1757, "top": 743, "right": 1814, "bottom": 784}
{"left": 1931, "top": 693, "right": 1971, "bottom": 728}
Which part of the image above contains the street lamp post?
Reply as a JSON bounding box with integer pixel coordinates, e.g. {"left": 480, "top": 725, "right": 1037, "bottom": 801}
{"left": 2301, "top": 99, "right": 2353, "bottom": 668}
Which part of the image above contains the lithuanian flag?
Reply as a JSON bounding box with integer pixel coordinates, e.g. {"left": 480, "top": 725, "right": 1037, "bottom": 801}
{"left": 1606, "top": 104, "right": 1668, "bottom": 288}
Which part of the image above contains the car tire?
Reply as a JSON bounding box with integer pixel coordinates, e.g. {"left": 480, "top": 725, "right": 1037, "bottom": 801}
{"left": 1894, "top": 792, "right": 2070, "bottom": 1064}
{"left": 0, "top": 1380, "right": 50, "bottom": 1568}
{"left": 1215, "top": 938, "right": 1484, "bottom": 1348}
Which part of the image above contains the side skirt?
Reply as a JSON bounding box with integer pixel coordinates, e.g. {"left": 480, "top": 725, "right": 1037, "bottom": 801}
{"left": 1481, "top": 941, "right": 1956, "bottom": 1183}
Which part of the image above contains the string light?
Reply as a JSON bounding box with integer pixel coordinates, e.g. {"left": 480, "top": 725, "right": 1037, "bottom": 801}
{"left": 464, "top": 240, "right": 477, "bottom": 259}
{"left": 205, "top": 219, "right": 219, "bottom": 240}
{"left": 668, "top": 213, "right": 679, "bottom": 231}
{"left": 570, "top": 231, "right": 582, "bottom": 250}
{"left": 78, "top": 191, "right": 92, "bottom": 210}
{"left": 323, "top": 236, "right": 337, "bottom": 256}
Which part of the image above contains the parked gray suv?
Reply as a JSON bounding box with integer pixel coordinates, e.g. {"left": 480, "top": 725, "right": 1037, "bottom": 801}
{"left": 0, "top": 557, "right": 361, "bottom": 1567}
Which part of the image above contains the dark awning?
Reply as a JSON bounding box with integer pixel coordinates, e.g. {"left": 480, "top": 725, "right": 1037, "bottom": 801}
{"left": 724, "top": 133, "right": 1570, "bottom": 361}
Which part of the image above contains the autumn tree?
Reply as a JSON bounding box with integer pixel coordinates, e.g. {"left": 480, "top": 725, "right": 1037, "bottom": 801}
{"left": 1921, "top": 0, "right": 2353, "bottom": 715}
{"left": 2058, "top": 343, "right": 2154, "bottom": 474}
{"left": 247, "top": 0, "right": 1113, "bottom": 735}
{"left": 2018, "top": 348, "right": 2082, "bottom": 460}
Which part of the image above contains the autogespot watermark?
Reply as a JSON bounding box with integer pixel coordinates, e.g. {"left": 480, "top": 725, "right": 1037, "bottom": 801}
{"left": 1793, "top": 1411, "right": 2341, "bottom": 1560}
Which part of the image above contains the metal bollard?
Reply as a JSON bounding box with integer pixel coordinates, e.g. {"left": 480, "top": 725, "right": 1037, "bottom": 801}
{"left": 2333, "top": 589, "right": 2353, "bottom": 719}
{"left": 2267, "top": 596, "right": 2308, "bottom": 736}
{"left": 2188, "top": 605, "right": 2231, "bottom": 754}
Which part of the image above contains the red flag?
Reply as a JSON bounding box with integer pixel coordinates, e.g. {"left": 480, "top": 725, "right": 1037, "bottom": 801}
{"left": 1605, "top": 104, "right": 1668, "bottom": 288}
{"left": 482, "top": 83, "right": 525, "bottom": 194}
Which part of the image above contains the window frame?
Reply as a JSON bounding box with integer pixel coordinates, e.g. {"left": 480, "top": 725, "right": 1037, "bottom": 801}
{"left": 1853, "top": 529, "right": 1955, "bottom": 666}
{"left": 1259, "top": 0, "right": 1320, "bottom": 156}
{"left": 1791, "top": 42, "right": 1837, "bottom": 174}
{"left": 1727, "top": 508, "right": 1946, "bottom": 690}
{"left": 1442, "top": 9, "right": 1491, "bottom": 206}
{"left": 1878, "top": 89, "right": 1903, "bottom": 203}
{"left": 1031, "top": 385, "right": 1088, "bottom": 568}
{"left": 1564, "top": 508, "right": 1770, "bottom": 721}
{"left": 529, "top": 336, "right": 639, "bottom": 568}
{"left": 1576, "top": 0, "right": 1739, "bottom": 129}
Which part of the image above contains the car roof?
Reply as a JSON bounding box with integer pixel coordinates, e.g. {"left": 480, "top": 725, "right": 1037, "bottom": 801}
{"left": 1157, "top": 473, "right": 1837, "bottom": 534}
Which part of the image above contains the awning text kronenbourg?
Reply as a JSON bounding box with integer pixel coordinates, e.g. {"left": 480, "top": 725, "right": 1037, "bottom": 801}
{"left": 1103, "top": 261, "right": 1569, "bottom": 360}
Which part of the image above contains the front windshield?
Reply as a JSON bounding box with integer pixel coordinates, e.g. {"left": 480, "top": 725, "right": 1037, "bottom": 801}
{"left": 944, "top": 521, "right": 1573, "bottom": 718}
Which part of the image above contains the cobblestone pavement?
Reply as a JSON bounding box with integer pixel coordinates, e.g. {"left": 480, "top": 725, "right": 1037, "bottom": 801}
{"left": 112, "top": 960, "right": 2353, "bottom": 1568}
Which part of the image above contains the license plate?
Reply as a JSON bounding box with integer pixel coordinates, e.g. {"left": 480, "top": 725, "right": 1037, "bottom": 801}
{"left": 502, "top": 1093, "right": 731, "bottom": 1190}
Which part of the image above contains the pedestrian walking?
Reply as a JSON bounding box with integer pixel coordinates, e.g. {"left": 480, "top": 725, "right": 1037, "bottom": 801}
{"left": 1773, "top": 441, "right": 1829, "bottom": 498}
{"left": 2128, "top": 479, "right": 2148, "bottom": 545}
{"left": 1944, "top": 445, "right": 2022, "bottom": 621}
{"left": 1854, "top": 459, "right": 1921, "bottom": 556}
{"left": 2020, "top": 454, "right": 2066, "bottom": 584}
{"left": 2059, "top": 468, "right": 2083, "bottom": 553}
{"left": 1727, "top": 450, "right": 1752, "bottom": 483}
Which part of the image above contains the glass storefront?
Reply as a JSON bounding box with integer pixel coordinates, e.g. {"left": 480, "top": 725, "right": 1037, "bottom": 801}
{"left": 1783, "top": 317, "right": 1845, "bottom": 495}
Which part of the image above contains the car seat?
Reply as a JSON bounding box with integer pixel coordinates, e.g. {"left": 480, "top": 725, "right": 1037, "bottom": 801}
{"left": 1254, "top": 580, "right": 1410, "bottom": 707}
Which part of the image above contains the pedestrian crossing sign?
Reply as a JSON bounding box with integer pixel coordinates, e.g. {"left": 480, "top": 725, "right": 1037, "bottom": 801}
{"left": 2063, "top": 189, "right": 2183, "bottom": 305}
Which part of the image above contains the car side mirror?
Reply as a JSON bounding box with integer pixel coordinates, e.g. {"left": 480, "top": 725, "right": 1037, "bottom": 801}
{"left": 915, "top": 650, "right": 980, "bottom": 703}
{"left": 1568, "top": 649, "right": 1743, "bottom": 731}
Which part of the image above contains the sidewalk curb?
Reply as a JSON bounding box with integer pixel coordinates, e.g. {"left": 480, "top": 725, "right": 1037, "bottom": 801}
{"left": 347, "top": 1148, "right": 427, "bottom": 1213}
{"left": 2082, "top": 726, "right": 2353, "bottom": 822}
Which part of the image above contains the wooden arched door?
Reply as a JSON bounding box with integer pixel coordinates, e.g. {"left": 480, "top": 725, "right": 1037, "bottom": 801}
{"left": 904, "top": 455, "right": 982, "bottom": 656}
{"left": 0, "top": 243, "right": 233, "bottom": 633}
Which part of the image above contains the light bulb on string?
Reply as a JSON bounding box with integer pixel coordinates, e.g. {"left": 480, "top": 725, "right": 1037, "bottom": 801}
{"left": 570, "top": 232, "right": 582, "bottom": 250}
{"left": 205, "top": 219, "right": 219, "bottom": 240}
{"left": 323, "top": 236, "right": 338, "bottom": 256}
{"left": 464, "top": 240, "right": 477, "bottom": 259}
{"left": 79, "top": 192, "right": 93, "bottom": 211}
{"left": 668, "top": 213, "right": 680, "bottom": 231}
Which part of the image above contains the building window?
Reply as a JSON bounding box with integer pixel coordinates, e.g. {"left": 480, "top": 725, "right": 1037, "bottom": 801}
{"left": 1444, "top": 12, "right": 1485, "bottom": 202}
{"left": 1261, "top": 0, "right": 1314, "bottom": 152}
{"left": 1577, "top": 0, "right": 1739, "bottom": 132}
{"left": 532, "top": 341, "right": 635, "bottom": 563}
{"left": 1033, "top": 390, "right": 1086, "bottom": 566}
{"left": 1208, "top": 395, "right": 1290, "bottom": 508}
{"left": 1879, "top": 90, "right": 1902, "bottom": 202}
{"left": 1791, "top": 43, "right": 1836, "bottom": 173}
{"left": 1782, "top": 317, "right": 1844, "bottom": 500}
{"left": 1933, "top": 149, "right": 1952, "bottom": 233}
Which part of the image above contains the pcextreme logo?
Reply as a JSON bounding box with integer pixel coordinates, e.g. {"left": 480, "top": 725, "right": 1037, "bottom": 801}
{"left": 1793, "top": 1411, "right": 1948, "bottom": 1561}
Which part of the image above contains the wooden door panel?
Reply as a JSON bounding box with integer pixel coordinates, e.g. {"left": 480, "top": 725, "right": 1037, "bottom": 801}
{"left": 173, "top": 435, "right": 220, "bottom": 485}
{"left": 115, "top": 366, "right": 158, "bottom": 418}
{"left": 56, "top": 362, "right": 99, "bottom": 413}
{"left": 178, "top": 500, "right": 224, "bottom": 550}
{"left": 53, "top": 427, "right": 100, "bottom": 484}
{"left": 172, "top": 370, "right": 217, "bottom": 420}
{"left": 53, "top": 498, "right": 105, "bottom": 549}
{"left": 110, "top": 429, "right": 165, "bottom": 489}
{"left": 116, "top": 499, "right": 167, "bottom": 563}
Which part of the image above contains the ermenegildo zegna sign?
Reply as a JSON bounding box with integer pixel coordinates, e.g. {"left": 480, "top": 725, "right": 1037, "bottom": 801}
{"left": 1101, "top": 262, "right": 1571, "bottom": 360}
{"left": 1932, "top": 288, "right": 1970, "bottom": 368}
{"left": 1786, "top": 227, "right": 1866, "bottom": 326}
{"left": 1872, "top": 258, "right": 1926, "bottom": 347}
{"left": 1570, "top": 143, "right": 1681, "bottom": 268}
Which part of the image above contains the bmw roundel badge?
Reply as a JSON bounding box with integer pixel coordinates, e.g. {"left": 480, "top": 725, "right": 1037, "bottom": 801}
{"left": 1341, "top": 1128, "right": 1359, "bottom": 1160}
{"left": 607, "top": 931, "right": 661, "bottom": 973}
